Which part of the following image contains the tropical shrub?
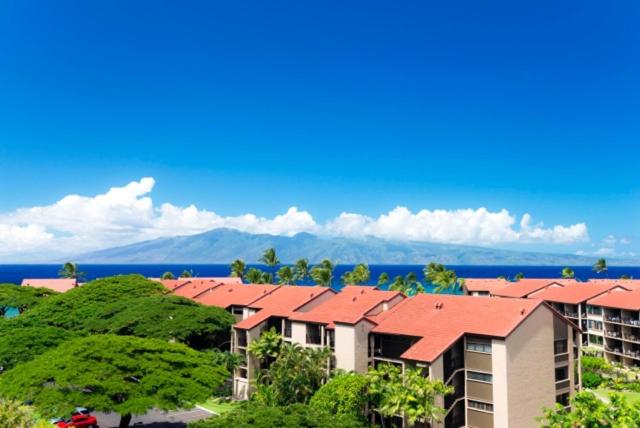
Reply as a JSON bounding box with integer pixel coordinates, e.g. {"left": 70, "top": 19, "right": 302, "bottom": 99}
{"left": 188, "top": 403, "right": 365, "bottom": 428}
{"left": 539, "top": 391, "right": 640, "bottom": 427}
{"left": 0, "top": 399, "right": 50, "bottom": 428}
{"left": 310, "top": 372, "right": 368, "bottom": 419}
{"left": 582, "top": 371, "right": 603, "bottom": 388}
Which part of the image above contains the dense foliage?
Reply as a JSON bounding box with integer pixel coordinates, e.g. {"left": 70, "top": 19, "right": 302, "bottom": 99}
{"left": 188, "top": 403, "right": 365, "bottom": 428}
{"left": 0, "top": 284, "right": 58, "bottom": 316}
{"left": 539, "top": 391, "right": 640, "bottom": 427}
{"left": 0, "top": 399, "right": 49, "bottom": 428}
{"left": 0, "top": 324, "right": 77, "bottom": 370}
{"left": 309, "top": 372, "right": 368, "bottom": 419}
{"left": 0, "top": 335, "right": 228, "bottom": 428}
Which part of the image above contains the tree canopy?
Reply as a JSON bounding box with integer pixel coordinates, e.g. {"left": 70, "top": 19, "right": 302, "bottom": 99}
{"left": 58, "top": 262, "right": 84, "bottom": 281}
{"left": 561, "top": 267, "right": 575, "bottom": 279}
{"left": 0, "top": 399, "right": 50, "bottom": 428}
{"left": 188, "top": 403, "right": 365, "bottom": 428}
{"left": 0, "top": 324, "right": 77, "bottom": 371}
{"left": 341, "top": 264, "right": 371, "bottom": 285}
{"left": 539, "top": 391, "right": 640, "bottom": 427}
{"left": 309, "top": 372, "right": 368, "bottom": 419}
{"left": 0, "top": 335, "right": 229, "bottom": 428}
{"left": 0, "top": 284, "right": 57, "bottom": 316}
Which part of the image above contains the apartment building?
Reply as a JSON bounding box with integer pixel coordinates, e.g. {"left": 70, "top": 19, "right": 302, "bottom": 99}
{"left": 193, "top": 283, "right": 278, "bottom": 321}
{"left": 586, "top": 288, "right": 640, "bottom": 366}
{"left": 231, "top": 286, "right": 336, "bottom": 399}
{"left": 464, "top": 277, "right": 640, "bottom": 369}
{"left": 367, "top": 294, "right": 580, "bottom": 428}
{"left": 154, "top": 277, "right": 243, "bottom": 299}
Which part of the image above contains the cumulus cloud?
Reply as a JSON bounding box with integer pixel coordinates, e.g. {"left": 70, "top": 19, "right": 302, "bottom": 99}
{"left": 0, "top": 177, "right": 590, "bottom": 259}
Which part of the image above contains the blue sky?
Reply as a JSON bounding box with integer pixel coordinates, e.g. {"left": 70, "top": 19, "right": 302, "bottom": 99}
{"left": 0, "top": 0, "right": 639, "bottom": 260}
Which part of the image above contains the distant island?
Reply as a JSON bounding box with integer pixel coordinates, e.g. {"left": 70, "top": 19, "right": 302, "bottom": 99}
{"left": 72, "top": 228, "right": 637, "bottom": 266}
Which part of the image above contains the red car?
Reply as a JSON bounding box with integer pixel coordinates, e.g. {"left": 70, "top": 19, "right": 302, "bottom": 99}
{"left": 51, "top": 408, "right": 99, "bottom": 428}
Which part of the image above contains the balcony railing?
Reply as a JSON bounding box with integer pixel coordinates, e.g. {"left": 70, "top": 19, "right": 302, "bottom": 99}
{"left": 565, "top": 312, "right": 579, "bottom": 318}
{"left": 622, "top": 318, "right": 640, "bottom": 327}
{"left": 606, "top": 316, "right": 622, "bottom": 323}
{"left": 605, "top": 330, "right": 622, "bottom": 338}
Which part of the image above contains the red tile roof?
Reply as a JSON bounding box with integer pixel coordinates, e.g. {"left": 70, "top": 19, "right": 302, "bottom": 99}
{"left": 527, "top": 282, "right": 622, "bottom": 305}
{"left": 234, "top": 286, "right": 335, "bottom": 330}
{"left": 288, "top": 286, "right": 403, "bottom": 328}
{"left": 369, "top": 294, "right": 548, "bottom": 362}
{"left": 587, "top": 279, "right": 640, "bottom": 289}
{"left": 194, "top": 283, "right": 278, "bottom": 309}
{"left": 21, "top": 279, "right": 78, "bottom": 293}
{"left": 463, "top": 278, "right": 510, "bottom": 293}
{"left": 172, "top": 279, "right": 226, "bottom": 299}
{"left": 587, "top": 288, "right": 640, "bottom": 311}
{"left": 491, "top": 279, "right": 573, "bottom": 298}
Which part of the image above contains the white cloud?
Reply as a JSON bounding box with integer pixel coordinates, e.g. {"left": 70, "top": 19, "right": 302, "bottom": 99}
{"left": 0, "top": 177, "right": 591, "bottom": 259}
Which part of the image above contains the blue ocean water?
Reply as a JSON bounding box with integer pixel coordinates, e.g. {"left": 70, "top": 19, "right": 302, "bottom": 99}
{"left": 1, "top": 264, "right": 639, "bottom": 288}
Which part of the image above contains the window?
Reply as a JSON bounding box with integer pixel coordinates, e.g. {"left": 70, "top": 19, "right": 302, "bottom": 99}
{"left": 555, "top": 366, "right": 568, "bottom": 382}
{"left": 284, "top": 320, "right": 292, "bottom": 338}
{"left": 306, "top": 324, "right": 322, "bottom": 345}
{"left": 589, "top": 334, "right": 603, "bottom": 346}
{"left": 588, "top": 320, "right": 603, "bottom": 331}
{"left": 327, "top": 330, "right": 335, "bottom": 349}
{"left": 236, "top": 331, "right": 247, "bottom": 348}
{"left": 466, "top": 340, "right": 491, "bottom": 353}
{"left": 467, "top": 371, "right": 492, "bottom": 383}
{"left": 587, "top": 305, "right": 602, "bottom": 315}
{"left": 237, "top": 367, "right": 248, "bottom": 379}
{"left": 556, "top": 393, "right": 570, "bottom": 406}
{"left": 468, "top": 400, "right": 493, "bottom": 412}
{"left": 554, "top": 339, "right": 568, "bottom": 354}
{"left": 232, "top": 306, "right": 243, "bottom": 315}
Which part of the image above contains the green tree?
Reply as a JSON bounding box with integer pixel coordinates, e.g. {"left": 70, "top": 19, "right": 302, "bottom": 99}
{"left": 310, "top": 372, "right": 369, "bottom": 419}
{"left": 514, "top": 272, "right": 525, "bottom": 281}
{"left": 0, "top": 335, "right": 228, "bottom": 428}
{"left": 277, "top": 266, "right": 295, "bottom": 285}
{"left": 0, "top": 399, "right": 50, "bottom": 428}
{"left": 246, "top": 268, "right": 266, "bottom": 284}
{"left": 620, "top": 274, "right": 633, "bottom": 280}
{"left": 367, "top": 364, "right": 451, "bottom": 427}
{"left": 261, "top": 271, "right": 274, "bottom": 284}
{"left": 341, "top": 264, "right": 371, "bottom": 285}
{"left": 424, "top": 263, "right": 459, "bottom": 293}
{"left": 247, "top": 327, "right": 283, "bottom": 362}
{"left": 58, "top": 262, "right": 84, "bottom": 282}
{"left": 260, "top": 248, "right": 280, "bottom": 267}
{"left": 161, "top": 271, "right": 175, "bottom": 280}
{"left": 83, "top": 295, "right": 235, "bottom": 349}
{"left": 389, "top": 274, "right": 425, "bottom": 296}
{"left": 180, "top": 269, "right": 194, "bottom": 278}
{"left": 253, "top": 343, "right": 332, "bottom": 406}
{"left": 561, "top": 267, "right": 575, "bottom": 279}
{"left": 0, "top": 284, "right": 57, "bottom": 316}
{"left": 230, "top": 259, "right": 246, "bottom": 280}
{"left": 188, "top": 403, "right": 365, "bottom": 428}
{"left": 539, "top": 391, "right": 640, "bottom": 427}
{"left": 377, "top": 272, "right": 390, "bottom": 287}
{"left": 0, "top": 325, "right": 76, "bottom": 371}
{"left": 293, "top": 258, "right": 310, "bottom": 283}
{"left": 310, "top": 266, "right": 332, "bottom": 287}
{"left": 593, "top": 258, "right": 608, "bottom": 275}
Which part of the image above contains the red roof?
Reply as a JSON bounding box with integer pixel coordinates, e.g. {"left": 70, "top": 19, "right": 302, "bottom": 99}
{"left": 491, "top": 279, "right": 573, "bottom": 298}
{"left": 172, "top": 279, "right": 227, "bottom": 299}
{"left": 587, "top": 288, "right": 640, "bottom": 311}
{"left": 288, "top": 286, "right": 403, "bottom": 328}
{"left": 463, "top": 278, "right": 510, "bottom": 293}
{"left": 587, "top": 279, "right": 640, "bottom": 289}
{"left": 527, "top": 282, "right": 622, "bottom": 305}
{"left": 234, "top": 286, "right": 335, "bottom": 330}
{"left": 370, "top": 294, "right": 547, "bottom": 362}
{"left": 21, "top": 279, "right": 78, "bottom": 293}
{"left": 194, "top": 283, "right": 278, "bottom": 309}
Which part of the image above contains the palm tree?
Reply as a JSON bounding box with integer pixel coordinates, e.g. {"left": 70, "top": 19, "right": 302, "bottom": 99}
{"left": 261, "top": 271, "right": 274, "bottom": 284}
{"left": 161, "top": 271, "right": 175, "bottom": 280}
{"left": 593, "top": 258, "right": 608, "bottom": 275}
{"left": 432, "top": 270, "right": 457, "bottom": 293}
{"left": 561, "top": 267, "right": 575, "bottom": 279}
{"left": 423, "top": 262, "right": 446, "bottom": 283}
{"left": 620, "top": 274, "right": 633, "bottom": 280}
{"left": 293, "top": 258, "right": 310, "bottom": 284}
{"left": 377, "top": 272, "right": 390, "bottom": 287}
{"left": 341, "top": 263, "right": 371, "bottom": 285}
{"left": 245, "top": 268, "right": 264, "bottom": 284}
{"left": 514, "top": 272, "right": 525, "bottom": 281}
{"left": 58, "top": 262, "right": 84, "bottom": 284}
{"left": 179, "top": 269, "right": 193, "bottom": 278}
{"left": 277, "top": 266, "right": 294, "bottom": 285}
{"left": 310, "top": 266, "right": 332, "bottom": 287}
{"left": 230, "top": 259, "right": 246, "bottom": 280}
{"left": 260, "top": 248, "right": 280, "bottom": 267}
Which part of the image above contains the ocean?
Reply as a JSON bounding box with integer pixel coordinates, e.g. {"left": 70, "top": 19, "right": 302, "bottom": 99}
{"left": 1, "top": 264, "right": 638, "bottom": 288}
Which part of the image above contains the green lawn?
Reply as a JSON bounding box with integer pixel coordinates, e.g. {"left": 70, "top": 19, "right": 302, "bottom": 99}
{"left": 198, "top": 398, "right": 241, "bottom": 415}
{"left": 594, "top": 388, "right": 640, "bottom": 404}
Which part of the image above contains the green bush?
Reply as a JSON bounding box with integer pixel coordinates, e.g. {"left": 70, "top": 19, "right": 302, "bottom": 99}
{"left": 188, "top": 403, "right": 365, "bottom": 428}
{"left": 582, "top": 371, "right": 603, "bottom": 388}
{"left": 310, "top": 372, "right": 368, "bottom": 419}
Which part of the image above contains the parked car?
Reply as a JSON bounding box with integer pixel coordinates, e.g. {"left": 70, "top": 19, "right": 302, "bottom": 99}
{"left": 50, "top": 407, "right": 98, "bottom": 428}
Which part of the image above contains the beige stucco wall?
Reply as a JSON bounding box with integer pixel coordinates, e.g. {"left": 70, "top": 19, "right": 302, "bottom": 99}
{"left": 491, "top": 339, "right": 508, "bottom": 428}
{"left": 334, "top": 320, "right": 374, "bottom": 372}
{"left": 291, "top": 321, "right": 307, "bottom": 345}
{"left": 430, "top": 355, "right": 445, "bottom": 428}
{"left": 504, "top": 306, "right": 556, "bottom": 428}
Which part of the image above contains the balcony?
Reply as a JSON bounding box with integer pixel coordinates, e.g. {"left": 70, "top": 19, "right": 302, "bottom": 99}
{"left": 622, "top": 318, "right": 640, "bottom": 327}
{"left": 605, "top": 330, "right": 622, "bottom": 339}
{"left": 565, "top": 312, "right": 579, "bottom": 319}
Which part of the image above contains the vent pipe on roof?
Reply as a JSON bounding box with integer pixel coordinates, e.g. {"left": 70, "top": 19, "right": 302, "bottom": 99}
{"left": 434, "top": 302, "right": 443, "bottom": 310}
{"left": 520, "top": 308, "right": 526, "bottom": 315}
{"left": 352, "top": 296, "right": 357, "bottom": 302}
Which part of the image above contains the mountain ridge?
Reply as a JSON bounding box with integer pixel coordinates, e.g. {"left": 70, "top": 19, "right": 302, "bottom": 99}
{"left": 72, "top": 228, "right": 635, "bottom": 265}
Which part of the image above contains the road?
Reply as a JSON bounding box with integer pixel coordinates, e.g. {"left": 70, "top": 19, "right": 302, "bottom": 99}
{"left": 94, "top": 408, "right": 214, "bottom": 428}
